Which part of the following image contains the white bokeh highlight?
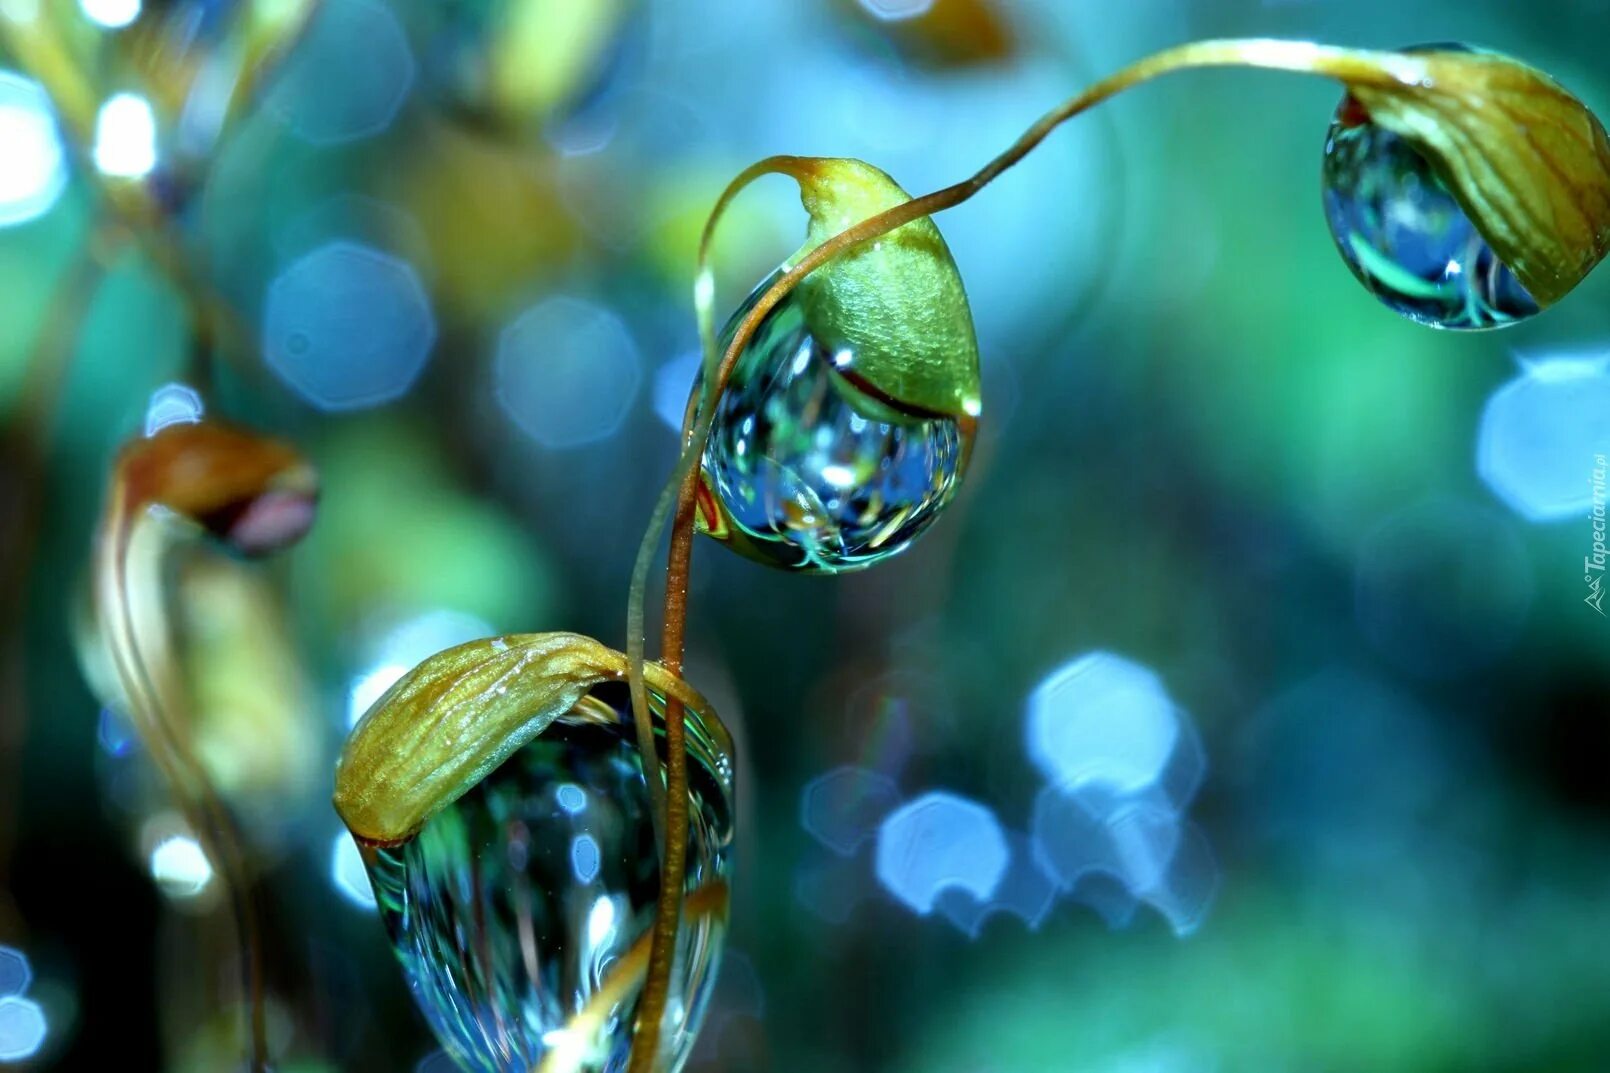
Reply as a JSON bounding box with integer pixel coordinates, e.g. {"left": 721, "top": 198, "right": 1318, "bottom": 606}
{"left": 0, "top": 72, "right": 66, "bottom": 228}
{"left": 1477, "top": 353, "right": 1610, "bottom": 522}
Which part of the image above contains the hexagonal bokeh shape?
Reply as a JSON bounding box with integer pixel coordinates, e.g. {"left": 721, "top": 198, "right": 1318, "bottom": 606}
{"left": 1026, "top": 651, "right": 1203, "bottom": 808}
{"left": 263, "top": 241, "right": 436, "bottom": 411}
{"left": 799, "top": 765, "right": 901, "bottom": 856}
{"left": 934, "top": 830, "right": 1058, "bottom": 938}
{"left": 495, "top": 297, "right": 641, "bottom": 448}
{"left": 267, "top": 0, "right": 415, "bottom": 145}
{"left": 1477, "top": 356, "right": 1610, "bottom": 522}
{"left": 0, "top": 948, "right": 29, "bottom": 997}
{"left": 874, "top": 791, "right": 1007, "bottom": 914}
{"left": 1030, "top": 783, "right": 1219, "bottom": 936}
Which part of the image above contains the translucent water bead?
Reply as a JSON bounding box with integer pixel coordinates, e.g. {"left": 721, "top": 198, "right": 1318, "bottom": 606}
{"left": 368, "top": 688, "right": 735, "bottom": 1073}
{"left": 696, "top": 271, "right": 973, "bottom": 573}
{"left": 1321, "top": 45, "right": 1540, "bottom": 330}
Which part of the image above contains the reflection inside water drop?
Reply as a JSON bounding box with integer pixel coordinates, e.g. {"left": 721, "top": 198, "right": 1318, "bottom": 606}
{"left": 1320, "top": 46, "right": 1539, "bottom": 330}
{"left": 368, "top": 687, "right": 735, "bottom": 1073}
{"left": 696, "top": 270, "right": 973, "bottom": 573}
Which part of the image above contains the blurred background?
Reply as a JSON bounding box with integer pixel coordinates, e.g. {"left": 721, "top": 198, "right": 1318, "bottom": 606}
{"left": 3, "top": 0, "right": 1610, "bottom": 1070}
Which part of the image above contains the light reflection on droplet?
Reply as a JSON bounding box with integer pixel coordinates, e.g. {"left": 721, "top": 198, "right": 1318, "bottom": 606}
{"left": 874, "top": 791, "right": 1008, "bottom": 914}
{"left": 570, "top": 834, "right": 600, "bottom": 883}
{"left": 0, "top": 949, "right": 30, "bottom": 998}
{"left": 0, "top": 996, "right": 46, "bottom": 1062}
{"left": 263, "top": 240, "right": 436, "bottom": 411}
{"left": 78, "top": 0, "right": 139, "bottom": 28}
{"left": 799, "top": 765, "right": 900, "bottom": 857}
{"left": 92, "top": 93, "right": 157, "bottom": 178}
{"left": 415, "top": 1051, "right": 458, "bottom": 1073}
{"left": 0, "top": 71, "right": 66, "bottom": 228}
{"left": 495, "top": 296, "right": 642, "bottom": 448}
{"left": 330, "top": 831, "right": 376, "bottom": 910}
{"left": 149, "top": 833, "right": 214, "bottom": 899}
{"left": 585, "top": 895, "right": 616, "bottom": 950}
{"left": 143, "top": 382, "right": 205, "bottom": 436}
{"left": 1476, "top": 352, "right": 1610, "bottom": 522}
{"left": 555, "top": 783, "right": 587, "bottom": 814}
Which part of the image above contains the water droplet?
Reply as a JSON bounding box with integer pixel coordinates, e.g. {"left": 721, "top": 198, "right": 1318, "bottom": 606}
{"left": 1321, "top": 45, "right": 1539, "bottom": 330}
{"left": 367, "top": 687, "right": 734, "bottom": 1073}
{"left": 697, "top": 271, "right": 972, "bottom": 573}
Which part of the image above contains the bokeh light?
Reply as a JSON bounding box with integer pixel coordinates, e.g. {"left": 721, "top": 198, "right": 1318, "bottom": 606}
{"left": 148, "top": 832, "right": 214, "bottom": 900}
{"left": 0, "top": 996, "right": 46, "bottom": 1062}
{"left": 142, "top": 382, "right": 204, "bottom": 436}
{"left": 1025, "top": 652, "right": 1202, "bottom": 807}
{"left": 494, "top": 296, "right": 641, "bottom": 448}
{"left": 267, "top": 0, "right": 415, "bottom": 145}
{"left": 331, "top": 831, "right": 377, "bottom": 910}
{"left": 1354, "top": 497, "right": 1534, "bottom": 678}
{"left": 857, "top": 0, "right": 934, "bottom": 20}
{"left": 78, "top": 0, "right": 139, "bottom": 28}
{"left": 346, "top": 609, "right": 494, "bottom": 726}
{"left": 1239, "top": 669, "right": 1467, "bottom": 877}
{"left": 652, "top": 350, "right": 701, "bottom": 433}
{"left": 95, "top": 708, "right": 135, "bottom": 757}
{"left": 1477, "top": 353, "right": 1610, "bottom": 522}
{"left": 794, "top": 855, "right": 876, "bottom": 925}
{"left": 1031, "top": 784, "right": 1219, "bottom": 937}
{"left": 262, "top": 241, "right": 436, "bottom": 411}
{"left": 935, "top": 831, "right": 1058, "bottom": 937}
{"left": 92, "top": 93, "right": 157, "bottom": 179}
{"left": 0, "top": 950, "right": 29, "bottom": 998}
{"left": 799, "top": 765, "right": 901, "bottom": 857}
{"left": 0, "top": 71, "right": 66, "bottom": 227}
{"left": 875, "top": 791, "right": 1008, "bottom": 914}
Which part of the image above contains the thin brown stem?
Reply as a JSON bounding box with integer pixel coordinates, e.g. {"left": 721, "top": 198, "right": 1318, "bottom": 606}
{"left": 627, "top": 37, "right": 1437, "bottom": 1070}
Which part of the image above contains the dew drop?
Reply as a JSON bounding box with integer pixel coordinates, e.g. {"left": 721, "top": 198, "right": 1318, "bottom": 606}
{"left": 367, "top": 687, "right": 735, "bottom": 1073}
{"left": 696, "top": 270, "right": 972, "bottom": 573}
{"left": 1321, "top": 44, "right": 1539, "bottom": 330}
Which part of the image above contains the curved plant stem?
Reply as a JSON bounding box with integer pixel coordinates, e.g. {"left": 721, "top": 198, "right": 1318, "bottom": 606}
{"left": 97, "top": 503, "right": 271, "bottom": 1071}
{"left": 625, "top": 36, "right": 1437, "bottom": 1071}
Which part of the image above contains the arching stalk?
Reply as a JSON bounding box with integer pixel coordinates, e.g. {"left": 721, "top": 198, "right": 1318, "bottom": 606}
{"left": 624, "top": 37, "right": 1485, "bottom": 1070}
{"left": 96, "top": 497, "right": 271, "bottom": 1071}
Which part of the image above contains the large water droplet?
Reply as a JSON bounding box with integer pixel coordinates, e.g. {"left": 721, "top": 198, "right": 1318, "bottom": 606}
{"left": 696, "top": 271, "right": 973, "bottom": 573}
{"left": 367, "top": 686, "right": 735, "bottom": 1073}
{"left": 1321, "top": 45, "right": 1539, "bottom": 330}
